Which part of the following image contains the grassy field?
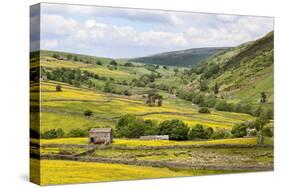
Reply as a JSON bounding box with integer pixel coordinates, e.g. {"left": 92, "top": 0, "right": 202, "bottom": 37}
{"left": 112, "top": 137, "right": 273, "bottom": 147}
{"left": 40, "top": 112, "right": 114, "bottom": 133}
{"left": 30, "top": 159, "right": 233, "bottom": 185}
{"left": 38, "top": 80, "right": 256, "bottom": 135}
{"left": 40, "top": 147, "right": 86, "bottom": 155}
{"left": 93, "top": 147, "right": 273, "bottom": 165}
{"left": 36, "top": 137, "right": 273, "bottom": 146}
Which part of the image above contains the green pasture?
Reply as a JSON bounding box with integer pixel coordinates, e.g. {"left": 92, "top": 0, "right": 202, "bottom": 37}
{"left": 36, "top": 137, "right": 273, "bottom": 146}
{"left": 39, "top": 81, "right": 256, "bottom": 133}
{"left": 31, "top": 159, "right": 230, "bottom": 185}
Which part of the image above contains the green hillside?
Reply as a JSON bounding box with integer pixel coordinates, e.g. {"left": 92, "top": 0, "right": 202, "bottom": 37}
{"left": 40, "top": 50, "right": 113, "bottom": 64}
{"left": 129, "top": 47, "right": 229, "bottom": 67}
{"left": 191, "top": 32, "right": 273, "bottom": 105}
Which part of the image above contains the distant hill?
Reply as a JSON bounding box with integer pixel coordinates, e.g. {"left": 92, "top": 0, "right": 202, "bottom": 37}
{"left": 129, "top": 47, "right": 229, "bottom": 67}
{"left": 40, "top": 50, "right": 113, "bottom": 63}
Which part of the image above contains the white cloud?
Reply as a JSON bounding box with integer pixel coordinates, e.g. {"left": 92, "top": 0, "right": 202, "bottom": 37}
{"left": 85, "top": 19, "right": 96, "bottom": 28}
{"left": 216, "top": 15, "right": 238, "bottom": 22}
{"left": 42, "top": 3, "right": 187, "bottom": 26}
{"left": 237, "top": 17, "right": 273, "bottom": 34}
{"left": 136, "top": 31, "right": 187, "bottom": 47}
{"left": 41, "top": 15, "right": 189, "bottom": 49}
{"left": 41, "top": 14, "right": 78, "bottom": 35}
{"left": 41, "top": 39, "right": 58, "bottom": 49}
{"left": 85, "top": 19, "right": 107, "bottom": 29}
{"left": 39, "top": 4, "right": 274, "bottom": 57}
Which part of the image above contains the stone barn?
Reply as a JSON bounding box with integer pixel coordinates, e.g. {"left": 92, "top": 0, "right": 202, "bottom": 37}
{"left": 140, "top": 135, "right": 169, "bottom": 140}
{"left": 89, "top": 128, "right": 113, "bottom": 144}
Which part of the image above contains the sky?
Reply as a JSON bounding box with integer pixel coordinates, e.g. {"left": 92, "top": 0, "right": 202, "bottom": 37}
{"left": 30, "top": 3, "right": 274, "bottom": 58}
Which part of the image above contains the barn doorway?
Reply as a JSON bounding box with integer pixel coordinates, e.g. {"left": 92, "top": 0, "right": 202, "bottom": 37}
{"left": 90, "top": 137, "right": 95, "bottom": 143}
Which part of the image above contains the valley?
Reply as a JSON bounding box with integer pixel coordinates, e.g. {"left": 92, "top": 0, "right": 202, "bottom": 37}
{"left": 30, "top": 31, "right": 274, "bottom": 185}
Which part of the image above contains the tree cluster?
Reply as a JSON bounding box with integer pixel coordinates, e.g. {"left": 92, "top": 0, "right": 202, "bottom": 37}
{"left": 145, "top": 92, "right": 163, "bottom": 107}
{"left": 41, "top": 128, "right": 91, "bottom": 139}
{"left": 131, "top": 73, "right": 161, "bottom": 87}
{"left": 115, "top": 115, "right": 245, "bottom": 141}
{"left": 177, "top": 90, "right": 273, "bottom": 119}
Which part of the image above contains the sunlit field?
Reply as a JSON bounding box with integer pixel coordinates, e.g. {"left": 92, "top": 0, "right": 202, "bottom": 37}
{"left": 30, "top": 159, "right": 232, "bottom": 185}
{"left": 35, "top": 137, "right": 273, "bottom": 146}
{"left": 38, "top": 81, "right": 256, "bottom": 134}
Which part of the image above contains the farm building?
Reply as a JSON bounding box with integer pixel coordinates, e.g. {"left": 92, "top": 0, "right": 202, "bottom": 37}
{"left": 89, "top": 128, "right": 113, "bottom": 144}
{"left": 56, "top": 56, "right": 67, "bottom": 60}
{"left": 246, "top": 128, "right": 257, "bottom": 137}
{"left": 140, "top": 135, "right": 169, "bottom": 140}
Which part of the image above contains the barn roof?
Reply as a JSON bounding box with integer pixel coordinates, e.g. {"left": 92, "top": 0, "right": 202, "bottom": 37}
{"left": 89, "top": 128, "right": 112, "bottom": 133}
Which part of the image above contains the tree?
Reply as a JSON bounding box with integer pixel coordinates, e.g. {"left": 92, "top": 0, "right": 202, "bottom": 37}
{"left": 205, "top": 127, "right": 214, "bottom": 138}
{"left": 121, "top": 80, "right": 128, "bottom": 85}
{"left": 52, "top": 54, "right": 59, "bottom": 59}
{"left": 146, "top": 92, "right": 163, "bottom": 107}
{"left": 56, "top": 85, "right": 62, "bottom": 92}
{"left": 211, "top": 129, "right": 231, "bottom": 139}
{"left": 169, "top": 86, "right": 177, "bottom": 94}
{"left": 200, "top": 80, "right": 208, "bottom": 91}
{"left": 198, "top": 107, "right": 210, "bottom": 113}
{"left": 231, "top": 123, "right": 247, "bottom": 138}
{"left": 110, "top": 60, "right": 118, "bottom": 66}
{"left": 263, "top": 126, "right": 273, "bottom": 137}
{"left": 253, "top": 106, "right": 265, "bottom": 117}
{"left": 123, "top": 89, "right": 131, "bottom": 96}
{"left": 96, "top": 61, "right": 103, "bottom": 65}
{"left": 84, "top": 110, "right": 93, "bottom": 117}
{"left": 67, "top": 54, "right": 73, "bottom": 61}
{"left": 115, "top": 114, "right": 146, "bottom": 138}
{"left": 192, "top": 94, "right": 204, "bottom": 105}
{"left": 204, "top": 96, "right": 217, "bottom": 108}
{"left": 173, "top": 68, "right": 179, "bottom": 75}
{"left": 146, "top": 93, "right": 156, "bottom": 106}
{"left": 56, "top": 128, "right": 65, "bottom": 138}
{"left": 201, "top": 64, "right": 220, "bottom": 79}
{"left": 265, "top": 108, "right": 274, "bottom": 119}
{"left": 233, "top": 102, "right": 254, "bottom": 115}
{"left": 42, "top": 129, "right": 57, "bottom": 139}
{"left": 260, "top": 92, "right": 267, "bottom": 103}
{"left": 188, "top": 124, "right": 212, "bottom": 140}
{"left": 213, "top": 82, "right": 219, "bottom": 94}
{"left": 67, "top": 128, "right": 87, "bottom": 137}
{"left": 103, "top": 81, "right": 113, "bottom": 93}
{"left": 159, "top": 119, "right": 189, "bottom": 141}
{"left": 124, "top": 62, "right": 133, "bottom": 67}
{"left": 252, "top": 116, "right": 269, "bottom": 144}
{"left": 156, "top": 96, "right": 163, "bottom": 107}
{"left": 215, "top": 101, "right": 233, "bottom": 112}
{"left": 143, "top": 119, "right": 159, "bottom": 136}
{"left": 108, "top": 65, "right": 117, "bottom": 70}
